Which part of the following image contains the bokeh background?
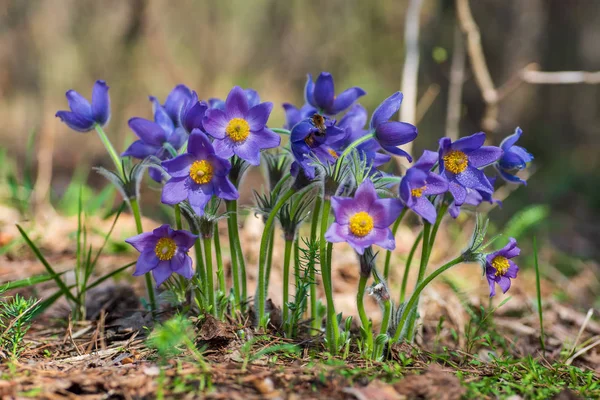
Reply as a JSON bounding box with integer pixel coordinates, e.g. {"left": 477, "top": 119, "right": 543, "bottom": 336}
{"left": 0, "top": 0, "right": 599, "bottom": 265}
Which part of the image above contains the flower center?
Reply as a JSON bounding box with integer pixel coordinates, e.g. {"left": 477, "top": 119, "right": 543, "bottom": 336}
{"left": 154, "top": 237, "right": 177, "bottom": 261}
{"left": 492, "top": 256, "right": 510, "bottom": 276}
{"left": 348, "top": 211, "right": 374, "bottom": 237}
{"left": 328, "top": 149, "right": 338, "bottom": 159}
{"left": 225, "top": 118, "right": 250, "bottom": 143}
{"left": 189, "top": 160, "right": 214, "bottom": 185}
{"left": 443, "top": 150, "right": 469, "bottom": 174}
{"left": 411, "top": 185, "right": 426, "bottom": 198}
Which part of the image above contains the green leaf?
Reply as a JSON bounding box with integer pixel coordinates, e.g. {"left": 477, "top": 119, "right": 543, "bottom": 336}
{"left": 0, "top": 271, "right": 67, "bottom": 291}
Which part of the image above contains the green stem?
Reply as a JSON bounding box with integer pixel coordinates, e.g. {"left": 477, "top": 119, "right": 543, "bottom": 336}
{"left": 256, "top": 188, "right": 296, "bottom": 328}
{"left": 271, "top": 128, "right": 291, "bottom": 135}
{"left": 309, "top": 196, "right": 321, "bottom": 331}
{"left": 174, "top": 204, "right": 182, "bottom": 230}
{"left": 282, "top": 239, "right": 293, "bottom": 335}
{"left": 357, "top": 274, "right": 373, "bottom": 359}
{"left": 293, "top": 237, "right": 300, "bottom": 291}
{"left": 392, "top": 255, "right": 464, "bottom": 342}
{"left": 94, "top": 124, "right": 124, "bottom": 178}
{"left": 400, "top": 231, "right": 424, "bottom": 303}
{"left": 203, "top": 236, "right": 216, "bottom": 316}
{"left": 225, "top": 200, "right": 243, "bottom": 310}
{"left": 383, "top": 208, "right": 407, "bottom": 280}
{"left": 264, "top": 230, "right": 275, "bottom": 294}
{"left": 214, "top": 224, "right": 226, "bottom": 297}
{"left": 403, "top": 222, "right": 431, "bottom": 340}
{"left": 130, "top": 198, "right": 156, "bottom": 314}
{"left": 320, "top": 199, "right": 339, "bottom": 354}
{"left": 191, "top": 226, "right": 207, "bottom": 310}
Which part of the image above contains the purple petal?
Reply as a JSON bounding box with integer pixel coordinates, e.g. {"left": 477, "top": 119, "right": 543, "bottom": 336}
{"left": 487, "top": 276, "right": 497, "bottom": 297}
{"left": 167, "top": 127, "right": 188, "bottom": 150}
{"left": 152, "top": 262, "right": 173, "bottom": 287}
{"left": 370, "top": 198, "right": 404, "bottom": 228}
{"left": 187, "top": 130, "right": 214, "bottom": 159}
{"left": 233, "top": 140, "right": 261, "bottom": 165}
{"left": 497, "top": 276, "right": 512, "bottom": 293}
{"left": 469, "top": 146, "right": 503, "bottom": 168}
{"left": 304, "top": 74, "right": 316, "bottom": 107}
{"left": 125, "top": 232, "right": 157, "bottom": 253}
{"left": 149, "top": 167, "right": 164, "bottom": 183}
{"left": 150, "top": 97, "right": 175, "bottom": 134}
{"left": 497, "top": 167, "right": 527, "bottom": 185}
{"left": 500, "top": 127, "right": 522, "bottom": 150}
{"left": 91, "top": 80, "right": 110, "bottom": 125}
{"left": 214, "top": 176, "right": 240, "bottom": 200}
{"left": 376, "top": 121, "right": 418, "bottom": 147}
{"left": 122, "top": 140, "right": 160, "bottom": 159}
{"left": 187, "top": 184, "right": 213, "bottom": 214}
{"left": 448, "top": 181, "right": 467, "bottom": 205}
{"left": 161, "top": 177, "right": 189, "bottom": 205}
{"left": 225, "top": 86, "right": 249, "bottom": 119}
{"left": 499, "top": 151, "right": 527, "bottom": 170}
{"left": 411, "top": 197, "right": 437, "bottom": 224}
{"left": 455, "top": 166, "right": 494, "bottom": 193}
{"left": 165, "top": 85, "right": 193, "bottom": 122}
{"left": 501, "top": 237, "right": 521, "bottom": 259}
{"left": 330, "top": 87, "right": 366, "bottom": 114}
{"left": 383, "top": 145, "right": 413, "bottom": 162}
{"left": 423, "top": 173, "right": 448, "bottom": 196}
{"left": 162, "top": 154, "right": 194, "bottom": 178}
{"left": 413, "top": 150, "right": 438, "bottom": 171}
{"left": 509, "top": 146, "right": 533, "bottom": 164}
{"left": 152, "top": 224, "right": 172, "bottom": 238}
{"left": 172, "top": 252, "right": 194, "bottom": 279}
{"left": 202, "top": 108, "right": 228, "bottom": 139}
{"left": 55, "top": 111, "right": 95, "bottom": 132}
{"left": 314, "top": 72, "right": 335, "bottom": 110}
{"left": 330, "top": 197, "right": 362, "bottom": 225}
{"left": 133, "top": 250, "right": 159, "bottom": 275}
{"left": 247, "top": 102, "right": 273, "bottom": 131}
{"left": 249, "top": 128, "right": 281, "bottom": 150}
{"left": 212, "top": 138, "right": 235, "bottom": 159}
{"left": 206, "top": 153, "right": 232, "bottom": 176}
{"left": 128, "top": 118, "right": 167, "bottom": 146}
{"left": 325, "top": 222, "right": 348, "bottom": 244}
{"left": 183, "top": 101, "right": 208, "bottom": 133}
{"left": 452, "top": 132, "right": 486, "bottom": 152}
{"left": 66, "top": 89, "right": 92, "bottom": 118}
{"left": 354, "top": 179, "right": 378, "bottom": 210}
{"left": 370, "top": 92, "right": 403, "bottom": 129}
{"left": 505, "top": 261, "right": 519, "bottom": 279}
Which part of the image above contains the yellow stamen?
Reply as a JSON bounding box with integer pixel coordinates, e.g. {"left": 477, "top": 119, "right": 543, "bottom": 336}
{"left": 411, "top": 185, "right": 426, "bottom": 198}
{"left": 189, "top": 160, "right": 213, "bottom": 185}
{"left": 349, "top": 211, "right": 374, "bottom": 237}
{"left": 492, "top": 256, "right": 510, "bottom": 276}
{"left": 328, "top": 149, "right": 338, "bottom": 159}
{"left": 443, "top": 150, "right": 469, "bottom": 174}
{"left": 154, "top": 237, "right": 177, "bottom": 261}
{"left": 225, "top": 118, "right": 250, "bottom": 142}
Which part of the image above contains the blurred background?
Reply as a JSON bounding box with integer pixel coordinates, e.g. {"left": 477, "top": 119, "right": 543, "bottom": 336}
{"left": 0, "top": 0, "right": 599, "bottom": 265}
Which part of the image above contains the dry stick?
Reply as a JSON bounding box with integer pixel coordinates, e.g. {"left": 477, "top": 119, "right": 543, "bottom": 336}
{"left": 445, "top": 24, "right": 466, "bottom": 141}
{"left": 415, "top": 84, "right": 440, "bottom": 125}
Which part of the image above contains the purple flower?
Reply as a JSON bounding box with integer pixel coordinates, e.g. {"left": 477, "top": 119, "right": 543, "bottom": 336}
{"left": 125, "top": 224, "right": 197, "bottom": 287}
{"left": 151, "top": 84, "right": 194, "bottom": 126}
{"left": 56, "top": 80, "right": 110, "bottom": 132}
{"left": 122, "top": 101, "right": 187, "bottom": 182}
{"left": 282, "top": 103, "right": 316, "bottom": 130}
{"left": 485, "top": 238, "right": 520, "bottom": 297}
{"left": 209, "top": 88, "right": 260, "bottom": 110}
{"left": 290, "top": 115, "right": 346, "bottom": 179}
{"left": 370, "top": 92, "right": 418, "bottom": 160}
{"left": 325, "top": 179, "right": 403, "bottom": 255}
{"left": 495, "top": 127, "right": 534, "bottom": 185}
{"left": 161, "top": 130, "right": 239, "bottom": 215}
{"left": 203, "top": 86, "right": 280, "bottom": 165}
{"left": 438, "top": 132, "right": 503, "bottom": 206}
{"left": 304, "top": 72, "right": 366, "bottom": 115}
{"left": 448, "top": 177, "right": 502, "bottom": 218}
{"left": 178, "top": 91, "right": 209, "bottom": 134}
{"left": 399, "top": 150, "right": 448, "bottom": 224}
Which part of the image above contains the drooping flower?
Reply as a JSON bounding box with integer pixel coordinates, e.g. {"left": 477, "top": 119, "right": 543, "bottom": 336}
{"left": 325, "top": 179, "right": 403, "bottom": 255}
{"left": 161, "top": 130, "right": 239, "bottom": 215}
{"left": 369, "top": 92, "right": 418, "bottom": 160}
{"left": 203, "top": 86, "right": 280, "bottom": 165}
{"left": 289, "top": 115, "right": 346, "bottom": 179}
{"left": 56, "top": 80, "right": 110, "bottom": 132}
{"left": 282, "top": 103, "right": 316, "bottom": 130}
{"left": 495, "top": 127, "right": 534, "bottom": 185}
{"left": 485, "top": 238, "right": 520, "bottom": 297}
{"left": 399, "top": 150, "right": 448, "bottom": 224}
{"left": 209, "top": 88, "right": 260, "bottom": 110}
{"left": 150, "top": 84, "right": 194, "bottom": 126}
{"left": 448, "top": 177, "right": 502, "bottom": 218}
{"left": 304, "top": 72, "right": 366, "bottom": 115}
{"left": 125, "top": 224, "right": 197, "bottom": 287}
{"left": 122, "top": 102, "right": 187, "bottom": 182}
{"left": 438, "top": 132, "right": 503, "bottom": 206}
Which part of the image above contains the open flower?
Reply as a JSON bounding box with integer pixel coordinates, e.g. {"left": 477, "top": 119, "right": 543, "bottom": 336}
{"left": 438, "top": 132, "right": 502, "bottom": 206}
{"left": 209, "top": 88, "right": 260, "bottom": 110}
{"left": 56, "top": 80, "right": 110, "bottom": 132}
{"left": 122, "top": 102, "right": 187, "bottom": 182}
{"left": 305, "top": 72, "right": 366, "bottom": 116}
{"left": 495, "top": 127, "right": 534, "bottom": 185}
{"left": 282, "top": 103, "right": 316, "bottom": 130}
{"left": 399, "top": 150, "right": 448, "bottom": 223}
{"left": 161, "top": 130, "right": 239, "bottom": 215}
{"left": 325, "top": 179, "right": 403, "bottom": 255}
{"left": 290, "top": 115, "right": 346, "bottom": 179}
{"left": 203, "top": 86, "right": 280, "bottom": 165}
{"left": 125, "top": 224, "right": 197, "bottom": 287}
{"left": 151, "top": 84, "right": 194, "bottom": 126}
{"left": 448, "top": 177, "right": 502, "bottom": 218}
{"left": 370, "top": 92, "right": 418, "bottom": 160}
{"left": 486, "top": 238, "right": 520, "bottom": 297}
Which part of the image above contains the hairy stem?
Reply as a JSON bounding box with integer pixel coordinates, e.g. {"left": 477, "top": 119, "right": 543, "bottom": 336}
{"left": 282, "top": 239, "right": 293, "bottom": 334}
{"left": 400, "top": 231, "right": 424, "bottom": 303}
{"left": 94, "top": 124, "right": 124, "bottom": 178}
{"left": 357, "top": 274, "right": 373, "bottom": 359}
{"left": 225, "top": 200, "right": 243, "bottom": 310}
{"left": 383, "top": 208, "right": 407, "bottom": 280}
{"left": 130, "top": 198, "right": 156, "bottom": 314}
{"left": 320, "top": 199, "right": 339, "bottom": 353}
{"left": 203, "top": 236, "right": 216, "bottom": 316}
{"left": 309, "top": 196, "right": 321, "bottom": 331}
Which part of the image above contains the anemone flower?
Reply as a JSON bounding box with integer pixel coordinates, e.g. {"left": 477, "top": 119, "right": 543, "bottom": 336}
{"left": 150, "top": 84, "right": 194, "bottom": 126}
{"left": 282, "top": 103, "right": 316, "bottom": 130}
{"left": 485, "top": 238, "right": 520, "bottom": 297}
{"left": 209, "top": 88, "right": 260, "bottom": 110}
{"left": 56, "top": 80, "right": 110, "bottom": 132}
{"left": 495, "top": 127, "right": 534, "bottom": 185}
{"left": 125, "top": 224, "right": 197, "bottom": 287}
{"left": 304, "top": 72, "right": 366, "bottom": 115}
{"left": 325, "top": 179, "right": 403, "bottom": 255}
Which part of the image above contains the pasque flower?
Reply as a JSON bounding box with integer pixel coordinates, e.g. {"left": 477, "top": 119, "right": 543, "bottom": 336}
{"left": 496, "top": 127, "right": 534, "bottom": 185}
{"left": 290, "top": 115, "right": 346, "bottom": 179}
{"left": 305, "top": 72, "right": 366, "bottom": 115}
{"left": 325, "top": 179, "right": 403, "bottom": 255}
{"left": 209, "top": 88, "right": 260, "bottom": 110}
{"left": 151, "top": 84, "right": 194, "bottom": 126}
{"left": 486, "top": 238, "right": 520, "bottom": 297}
{"left": 399, "top": 150, "right": 448, "bottom": 224}
{"left": 122, "top": 102, "right": 187, "bottom": 182}
{"left": 370, "top": 92, "right": 418, "bottom": 160}
{"left": 56, "top": 80, "right": 110, "bottom": 132}
{"left": 438, "top": 132, "right": 502, "bottom": 206}
{"left": 282, "top": 103, "right": 316, "bottom": 130}
{"left": 125, "top": 224, "right": 197, "bottom": 287}
{"left": 448, "top": 177, "right": 502, "bottom": 218}
{"left": 203, "top": 86, "right": 280, "bottom": 165}
{"left": 161, "top": 130, "right": 239, "bottom": 215}
{"left": 178, "top": 91, "right": 209, "bottom": 134}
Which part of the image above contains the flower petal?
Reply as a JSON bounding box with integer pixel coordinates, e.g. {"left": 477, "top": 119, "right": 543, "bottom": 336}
{"left": 448, "top": 181, "right": 467, "bottom": 205}
{"left": 500, "top": 127, "right": 522, "bottom": 150}
{"left": 187, "top": 130, "right": 214, "bottom": 159}
{"left": 249, "top": 128, "right": 281, "bottom": 150}
{"left": 66, "top": 89, "right": 92, "bottom": 118}
{"left": 413, "top": 150, "right": 438, "bottom": 171}
{"left": 161, "top": 177, "right": 189, "bottom": 205}
{"left": 202, "top": 108, "right": 228, "bottom": 139}
{"left": 370, "top": 92, "right": 403, "bottom": 129}
{"left": 225, "top": 86, "right": 249, "bottom": 119}
{"left": 214, "top": 176, "right": 239, "bottom": 200}
{"left": 304, "top": 74, "right": 316, "bottom": 106}
{"left": 376, "top": 121, "right": 418, "bottom": 147}
{"left": 91, "top": 80, "right": 110, "bottom": 125}
{"left": 152, "top": 262, "right": 173, "bottom": 287}
{"left": 128, "top": 118, "right": 167, "bottom": 146}
{"left": 505, "top": 261, "right": 519, "bottom": 279}
{"left": 164, "top": 84, "right": 193, "bottom": 122}
{"left": 423, "top": 173, "right": 448, "bottom": 196}
{"left": 133, "top": 250, "right": 159, "bottom": 275}
{"left": 55, "top": 111, "right": 95, "bottom": 132}
{"left": 187, "top": 184, "right": 213, "bottom": 215}
{"left": 314, "top": 72, "right": 335, "bottom": 110}
{"left": 469, "top": 146, "right": 503, "bottom": 168}
{"left": 247, "top": 102, "right": 273, "bottom": 131}
{"left": 411, "top": 197, "right": 437, "bottom": 224}
{"left": 162, "top": 154, "right": 194, "bottom": 178}
{"left": 370, "top": 198, "right": 404, "bottom": 228}
{"left": 330, "top": 87, "right": 366, "bottom": 114}
{"left": 150, "top": 97, "right": 175, "bottom": 134}
{"left": 125, "top": 232, "right": 157, "bottom": 253}
{"left": 172, "top": 252, "right": 194, "bottom": 279}
{"left": 354, "top": 179, "right": 378, "bottom": 210}
{"left": 451, "top": 132, "right": 486, "bottom": 152}
{"left": 497, "top": 276, "right": 512, "bottom": 293}
{"left": 455, "top": 166, "right": 494, "bottom": 193}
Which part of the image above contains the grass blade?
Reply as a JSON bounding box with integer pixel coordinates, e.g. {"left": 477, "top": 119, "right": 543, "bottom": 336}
{"left": 533, "top": 236, "right": 545, "bottom": 354}
{"left": 86, "top": 261, "right": 135, "bottom": 291}
{"left": 0, "top": 271, "right": 68, "bottom": 291}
